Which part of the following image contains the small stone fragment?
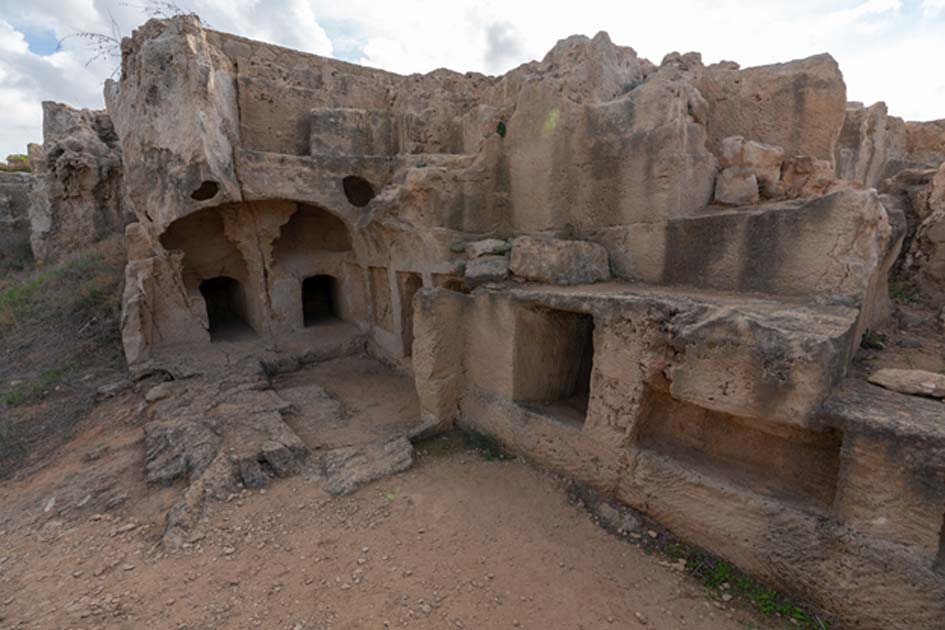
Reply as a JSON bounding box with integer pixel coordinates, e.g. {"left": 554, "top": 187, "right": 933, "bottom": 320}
{"left": 261, "top": 440, "right": 299, "bottom": 477}
{"left": 714, "top": 167, "right": 760, "bottom": 206}
{"left": 868, "top": 368, "right": 945, "bottom": 398}
{"left": 465, "top": 238, "right": 510, "bottom": 259}
{"left": 464, "top": 255, "right": 509, "bottom": 288}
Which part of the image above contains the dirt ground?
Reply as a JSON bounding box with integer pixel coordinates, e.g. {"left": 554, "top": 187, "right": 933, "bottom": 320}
{"left": 0, "top": 403, "right": 777, "bottom": 630}
{"left": 274, "top": 355, "right": 422, "bottom": 451}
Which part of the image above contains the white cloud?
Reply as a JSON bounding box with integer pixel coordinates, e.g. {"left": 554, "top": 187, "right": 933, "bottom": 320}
{"left": 0, "top": 16, "right": 111, "bottom": 158}
{"left": 194, "top": 0, "right": 332, "bottom": 56}
{"left": 922, "top": 0, "right": 945, "bottom": 16}
{"left": 825, "top": 0, "right": 901, "bottom": 24}
{"left": 0, "top": 0, "right": 943, "bottom": 158}
{"left": 0, "top": 0, "right": 336, "bottom": 156}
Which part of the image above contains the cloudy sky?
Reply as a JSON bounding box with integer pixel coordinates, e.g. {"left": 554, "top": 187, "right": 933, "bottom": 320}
{"left": 1, "top": 0, "right": 944, "bottom": 157}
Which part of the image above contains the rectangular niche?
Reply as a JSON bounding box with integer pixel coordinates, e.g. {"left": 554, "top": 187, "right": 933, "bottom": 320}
{"left": 636, "top": 389, "right": 843, "bottom": 512}
{"left": 368, "top": 266, "right": 393, "bottom": 332}
{"left": 433, "top": 273, "right": 469, "bottom": 294}
{"left": 513, "top": 307, "right": 594, "bottom": 429}
{"left": 397, "top": 271, "right": 423, "bottom": 357}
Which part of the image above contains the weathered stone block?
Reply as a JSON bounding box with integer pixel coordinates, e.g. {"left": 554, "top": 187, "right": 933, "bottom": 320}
{"left": 509, "top": 236, "right": 610, "bottom": 285}
{"left": 465, "top": 255, "right": 509, "bottom": 287}
{"left": 412, "top": 288, "right": 467, "bottom": 433}
{"left": 714, "top": 167, "right": 760, "bottom": 206}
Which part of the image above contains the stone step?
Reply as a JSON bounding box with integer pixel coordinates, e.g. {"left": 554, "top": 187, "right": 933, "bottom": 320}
{"left": 590, "top": 188, "right": 890, "bottom": 309}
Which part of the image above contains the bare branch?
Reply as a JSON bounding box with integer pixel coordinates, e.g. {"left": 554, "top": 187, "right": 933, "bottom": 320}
{"left": 123, "top": 1, "right": 210, "bottom": 28}
{"left": 59, "top": 1, "right": 208, "bottom": 79}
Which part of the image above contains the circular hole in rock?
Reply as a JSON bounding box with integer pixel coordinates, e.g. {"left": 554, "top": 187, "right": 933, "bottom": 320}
{"left": 191, "top": 180, "right": 220, "bottom": 201}
{"left": 342, "top": 175, "right": 376, "bottom": 207}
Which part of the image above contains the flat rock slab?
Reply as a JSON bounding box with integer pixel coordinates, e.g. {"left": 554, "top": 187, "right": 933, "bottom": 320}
{"left": 465, "top": 255, "right": 509, "bottom": 288}
{"left": 868, "top": 368, "right": 945, "bottom": 399}
{"left": 318, "top": 437, "right": 414, "bottom": 495}
{"left": 465, "top": 238, "right": 510, "bottom": 258}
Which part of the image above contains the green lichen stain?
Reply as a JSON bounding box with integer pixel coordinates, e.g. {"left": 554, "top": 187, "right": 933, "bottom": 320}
{"left": 543, "top": 107, "right": 560, "bottom": 136}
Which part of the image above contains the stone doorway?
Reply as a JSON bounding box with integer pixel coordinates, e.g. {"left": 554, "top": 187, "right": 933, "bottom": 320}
{"left": 303, "top": 275, "right": 340, "bottom": 326}
{"left": 199, "top": 276, "right": 255, "bottom": 341}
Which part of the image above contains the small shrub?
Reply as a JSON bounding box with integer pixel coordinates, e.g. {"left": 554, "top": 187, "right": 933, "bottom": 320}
{"left": 0, "top": 246, "right": 122, "bottom": 329}
{"left": 0, "top": 154, "right": 30, "bottom": 172}
{"left": 3, "top": 241, "right": 35, "bottom": 274}
{"left": 3, "top": 366, "right": 68, "bottom": 407}
{"left": 0, "top": 271, "right": 54, "bottom": 325}
{"left": 889, "top": 281, "right": 922, "bottom": 304}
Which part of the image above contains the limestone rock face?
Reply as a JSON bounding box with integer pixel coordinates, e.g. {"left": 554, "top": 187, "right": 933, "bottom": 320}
{"left": 510, "top": 237, "right": 610, "bottom": 285}
{"left": 28, "top": 102, "right": 127, "bottom": 265}
{"left": 895, "top": 163, "right": 945, "bottom": 305}
{"left": 904, "top": 119, "right": 945, "bottom": 166}
{"left": 0, "top": 172, "right": 33, "bottom": 267}
{"left": 868, "top": 368, "right": 945, "bottom": 398}
{"left": 491, "top": 33, "right": 715, "bottom": 232}
{"left": 695, "top": 54, "right": 847, "bottom": 163}
{"left": 597, "top": 188, "right": 890, "bottom": 310}
{"left": 91, "top": 15, "right": 945, "bottom": 629}
{"left": 835, "top": 101, "right": 904, "bottom": 187}
{"left": 105, "top": 16, "right": 242, "bottom": 234}
{"left": 835, "top": 108, "right": 944, "bottom": 188}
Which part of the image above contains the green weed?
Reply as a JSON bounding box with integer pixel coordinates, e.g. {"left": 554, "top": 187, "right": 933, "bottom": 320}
{"left": 3, "top": 366, "right": 69, "bottom": 407}
{"left": 889, "top": 281, "right": 922, "bottom": 304}
{"left": 860, "top": 329, "right": 887, "bottom": 351}
{"left": 0, "top": 249, "right": 120, "bottom": 328}
{"left": 688, "top": 557, "right": 828, "bottom": 628}
{"left": 462, "top": 430, "right": 514, "bottom": 461}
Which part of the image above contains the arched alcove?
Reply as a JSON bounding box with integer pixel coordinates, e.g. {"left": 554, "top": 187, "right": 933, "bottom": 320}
{"left": 160, "top": 207, "right": 260, "bottom": 339}
{"left": 160, "top": 208, "right": 252, "bottom": 290}
{"left": 271, "top": 204, "right": 352, "bottom": 265}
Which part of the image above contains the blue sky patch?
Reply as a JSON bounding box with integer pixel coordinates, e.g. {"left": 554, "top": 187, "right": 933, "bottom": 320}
{"left": 19, "top": 25, "right": 61, "bottom": 56}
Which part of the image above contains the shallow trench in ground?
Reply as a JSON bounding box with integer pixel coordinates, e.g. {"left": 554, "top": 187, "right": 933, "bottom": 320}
{"left": 273, "top": 354, "right": 422, "bottom": 451}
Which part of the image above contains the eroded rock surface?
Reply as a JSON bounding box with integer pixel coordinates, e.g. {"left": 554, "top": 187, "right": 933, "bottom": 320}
{"left": 28, "top": 102, "right": 127, "bottom": 265}
{"left": 509, "top": 236, "right": 610, "bottom": 285}
{"left": 143, "top": 354, "right": 421, "bottom": 548}
{"left": 77, "top": 15, "right": 945, "bottom": 629}
{"left": 0, "top": 171, "right": 33, "bottom": 266}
